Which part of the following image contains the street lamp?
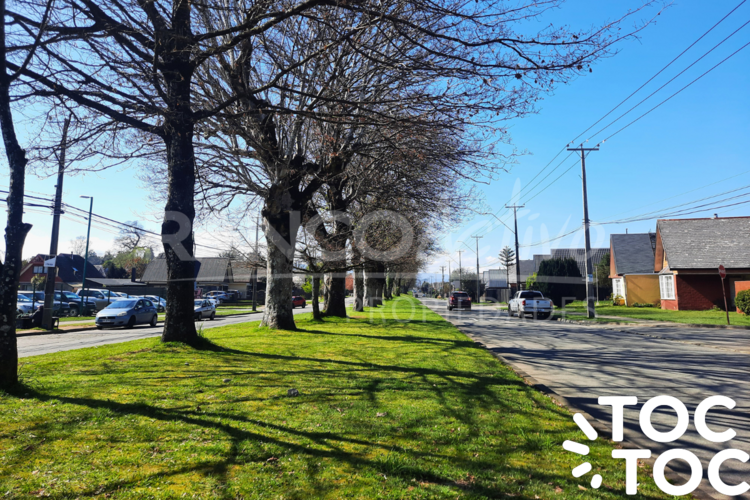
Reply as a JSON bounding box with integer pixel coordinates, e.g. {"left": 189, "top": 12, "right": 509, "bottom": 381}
{"left": 80, "top": 196, "right": 93, "bottom": 313}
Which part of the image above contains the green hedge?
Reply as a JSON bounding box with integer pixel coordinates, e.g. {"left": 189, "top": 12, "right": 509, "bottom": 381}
{"left": 736, "top": 290, "right": 750, "bottom": 315}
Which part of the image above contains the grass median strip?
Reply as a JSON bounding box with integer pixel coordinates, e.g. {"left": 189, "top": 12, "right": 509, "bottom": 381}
{"left": 563, "top": 300, "right": 750, "bottom": 326}
{"left": 1, "top": 296, "right": 672, "bottom": 499}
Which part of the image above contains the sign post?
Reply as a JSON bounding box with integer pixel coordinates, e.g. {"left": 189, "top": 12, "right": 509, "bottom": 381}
{"left": 719, "top": 265, "right": 730, "bottom": 326}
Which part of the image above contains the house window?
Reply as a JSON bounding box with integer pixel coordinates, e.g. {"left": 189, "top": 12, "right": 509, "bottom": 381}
{"left": 659, "top": 275, "right": 675, "bottom": 300}
{"left": 612, "top": 278, "right": 625, "bottom": 298}
{"left": 33, "top": 266, "right": 44, "bottom": 274}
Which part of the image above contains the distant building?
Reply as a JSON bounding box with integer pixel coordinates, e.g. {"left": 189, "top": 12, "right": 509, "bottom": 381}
{"left": 19, "top": 253, "right": 106, "bottom": 291}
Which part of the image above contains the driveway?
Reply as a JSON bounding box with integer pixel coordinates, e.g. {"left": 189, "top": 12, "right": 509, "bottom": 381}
{"left": 420, "top": 298, "right": 749, "bottom": 500}
{"left": 18, "top": 302, "right": 329, "bottom": 359}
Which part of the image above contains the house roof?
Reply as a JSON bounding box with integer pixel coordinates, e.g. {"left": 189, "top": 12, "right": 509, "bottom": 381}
{"left": 141, "top": 257, "right": 231, "bottom": 284}
{"left": 230, "top": 263, "right": 267, "bottom": 282}
{"left": 22, "top": 253, "right": 106, "bottom": 283}
{"left": 550, "top": 248, "right": 609, "bottom": 276}
{"left": 611, "top": 233, "right": 655, "bottom": 275}
{"left": 657, "top": 217, "right": 750, "bottom": 269}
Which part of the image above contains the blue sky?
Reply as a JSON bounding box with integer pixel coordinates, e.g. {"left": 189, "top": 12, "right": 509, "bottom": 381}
{"left": 428, "top": 0, "right": 750, "bottom": 280}
{"left": 1, "top": 0, "right": 749, "bottom": 273}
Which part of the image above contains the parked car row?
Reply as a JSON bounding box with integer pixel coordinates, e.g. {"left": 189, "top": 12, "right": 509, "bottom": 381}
{"left": 16, "top": 288, "right": 169, "bottom": 317}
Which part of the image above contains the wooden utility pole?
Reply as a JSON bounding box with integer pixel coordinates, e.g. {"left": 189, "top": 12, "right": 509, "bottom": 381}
{"left": 505, "top": 205, "right": 524, "bottom": 291}
{"left": 471, "top": 235, "right": 483, "bottom": 302}
{"left": 567, "top": 145, "right": 599, "bottom": 319}
{"left": 42, "top": 116, "right": 71, "bottom": 330}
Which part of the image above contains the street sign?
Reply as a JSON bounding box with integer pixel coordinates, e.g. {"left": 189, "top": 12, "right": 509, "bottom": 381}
{"left": 43, "top": 257, "right": 56, "bottom": 268}
{"left": 719, "top": 265, "right": 726, "bottom": 279}
{"left": 587, "top": 274, "right": 594, "bottom": 283}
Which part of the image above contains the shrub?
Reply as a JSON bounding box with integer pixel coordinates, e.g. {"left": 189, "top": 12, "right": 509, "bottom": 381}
{"left": 612, "top": 295, "right": 624, "bottom": 306}
{"left": 536, "top": 257, "right": 583, "bottom": 307}
{"left": 736, "top": 290, "right": 750, "bottom": 315}
{"left": 631, "top": 303, "right": 655, "bottom": 308}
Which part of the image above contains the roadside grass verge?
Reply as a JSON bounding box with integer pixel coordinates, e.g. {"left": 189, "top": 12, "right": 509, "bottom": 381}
{"left": 2, "top": 296, "right": 672, "bottom": 499}
{"left": 563, "top": 300, "right": 750, "bottom": 326}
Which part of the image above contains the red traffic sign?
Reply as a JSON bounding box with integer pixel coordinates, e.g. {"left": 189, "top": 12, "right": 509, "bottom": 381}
{"left": 719, "top": 265, "right": 726, "bottom": 279}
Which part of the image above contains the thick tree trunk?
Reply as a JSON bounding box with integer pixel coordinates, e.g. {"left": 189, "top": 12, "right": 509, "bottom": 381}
{"left": 261, "top": 209, "right": 297, "bottom": 330}
{"left": 160, "top": 7, "right": 198, "bottom": 345}
{"left": 324, "top": 267, "right": 348, "bottom": 317}
{"left": 353, "top": 266, "right": 364, "bottom": 312}
{"left": 393, "top": 276, "right": 401, "bottom": 296}
{"left": 364, "top": 262, "right": 381, "bottom": 307}
{"left": 161, "top": 119, "right": 198, "bottom": 344}
{"left": 312, "top": 274, "right": 322, "bottom": 320}
{"left": 0, "top": 11, "right": 32, "bottom": 389}
{"left": 384, "top": 271, "right": 393, "bottom": 300}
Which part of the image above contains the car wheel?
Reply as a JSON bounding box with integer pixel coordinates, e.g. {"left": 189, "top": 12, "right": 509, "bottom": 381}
{"left": 126, "top": 316, "right": 136, "bottom": 329}
{"left": 68, "top": 306, "right": 79, "bottom": 317}
{"left": 150, "top": 314, "right": 158, "bottom": 327}
{"left": 448, "top": 306, "right": 453, "bottom": 311}
{"left": 209, "top": 312, "right": 215, "bottom": 320}
{"left": 194, "top": 313, "right": 201, "bottom": 321}
{"left": 96, "top": 325, "right": 103, "bottom": 330}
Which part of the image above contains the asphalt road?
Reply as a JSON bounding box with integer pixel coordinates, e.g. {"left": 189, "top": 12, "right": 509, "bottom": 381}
{"left": 18, "top": 304, "right": 319, "bottom": 358}
{"left": 420, "top": 298, "right": 749, "bottom": 500}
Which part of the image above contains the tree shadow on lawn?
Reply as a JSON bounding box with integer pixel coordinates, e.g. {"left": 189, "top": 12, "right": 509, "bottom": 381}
{"left": 1, "top": 380, "right": 668, "bottom": 499}
{"left": 2, "top": 383, "right": 663, "bottom": 500}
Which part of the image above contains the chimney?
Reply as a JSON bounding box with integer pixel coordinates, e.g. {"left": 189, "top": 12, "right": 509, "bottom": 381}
{"left": 625, "top": 228, "right": 628, "bottom": 234}
{"left": 713, "top": 213, "right": 719, "bottom": 219}
{"left": 131, "top": 267, "right": 137, "bottom": 282}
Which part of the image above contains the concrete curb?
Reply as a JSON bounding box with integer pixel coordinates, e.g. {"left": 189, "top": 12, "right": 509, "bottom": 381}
{"left": 565, "top": 313, "right": 750, "bottom": 330}
{"left": 463, "top": 333, "right": 717, "bottom": 500}
{"left": 16, "top": 311, "right": 262, "bottom": 338}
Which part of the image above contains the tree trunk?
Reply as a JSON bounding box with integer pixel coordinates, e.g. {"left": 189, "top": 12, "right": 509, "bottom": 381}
{"left": 393, "top": 276, "right": 401, "bottom": 296}
{"left": 324, "top": 268, "right": 348, "bottom": 317}
{"left": 260, "top": 208, "right": 297, "bottom": 330}
{"left": 312, "top": 274, "right": 322, "bottom": 320}
{"left": 384, "top": 271, "right": 393, "bottom": 300}
{"left": 160, "top": 6, "right": 199, "bottom": 345}
{"left": 364, "top": 262, "right": 381, "bottom": 307}
{"left": 353, "top": 266, "right": 364, "bottom": 312}
{"left": 0, "top": 3, "right": 33, "bottom": 389}
{"left": 160, "top": 119, "right": 198, "bottom": 344}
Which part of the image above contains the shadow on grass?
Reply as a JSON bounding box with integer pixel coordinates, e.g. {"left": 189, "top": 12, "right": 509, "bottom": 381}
{"left": 3, "top": 384, "right": 666, "bottom": 500}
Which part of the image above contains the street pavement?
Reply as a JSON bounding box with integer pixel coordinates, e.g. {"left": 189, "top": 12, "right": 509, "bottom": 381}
{"left": 18, "top": 304, "right": 322, "bottom": 358}
{"left": 420, "top": 298, "right": 749, "bottom": 499}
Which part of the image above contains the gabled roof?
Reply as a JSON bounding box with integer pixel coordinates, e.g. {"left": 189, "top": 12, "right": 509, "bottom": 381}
{"left": 141, "top": 257, "right": 231, "bottom": 284}
{"left": 657, "top": 217, "right": 750, "bottom": 269}
{"left": 21, "top": 253, "right": 105, "bottom": 283}
{"left": 611, "top": 233, "right": 655, "bottom": 275}
{"left": 550, "top": 248, "right": 609, "bottom": 275}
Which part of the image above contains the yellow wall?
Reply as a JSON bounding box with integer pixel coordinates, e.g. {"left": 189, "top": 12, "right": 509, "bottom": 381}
{"left": 624, "top": 275, "right": 660, "bottom": 306}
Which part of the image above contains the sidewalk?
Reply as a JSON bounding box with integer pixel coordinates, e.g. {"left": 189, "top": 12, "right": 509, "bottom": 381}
{"left": 564, "top": 312, "right": 750, "bottom": 354}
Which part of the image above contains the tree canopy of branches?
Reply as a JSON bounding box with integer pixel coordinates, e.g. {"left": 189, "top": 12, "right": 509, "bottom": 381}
{"left": 8, "top": 0, "right": 657, "bottom": 340}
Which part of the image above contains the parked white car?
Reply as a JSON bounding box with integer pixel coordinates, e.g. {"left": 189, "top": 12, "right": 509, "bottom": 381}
{"left": 508, "top": 290, "right": 553, "bottom": 319}
{"left": 194, "top": 299, "right": 216, "bottom": 320}
{"left": 205, "top": 291, "right": 230, "bottom": 303}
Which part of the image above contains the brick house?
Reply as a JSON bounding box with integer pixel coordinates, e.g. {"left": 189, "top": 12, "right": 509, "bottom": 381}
{"left": 654, "top": 217, "right": 750, "bottom": 310}
{"left": 19, "top": 253, "right": 106, "bottom": 291}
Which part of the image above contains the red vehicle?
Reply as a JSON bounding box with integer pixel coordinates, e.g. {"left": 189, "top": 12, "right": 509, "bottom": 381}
{"left": 292, "top": 296, "right": 307, "bottom": 308}
{"left": 447, "top": 291, "right": 471, "bottom": 311}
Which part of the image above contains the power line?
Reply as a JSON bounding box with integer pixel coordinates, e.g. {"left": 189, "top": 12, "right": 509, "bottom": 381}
{"left": 588, "top": 20, "right": 750, "bottom": 144}
{"left": 570, "top": 0, "right": 748, "bottom": 145}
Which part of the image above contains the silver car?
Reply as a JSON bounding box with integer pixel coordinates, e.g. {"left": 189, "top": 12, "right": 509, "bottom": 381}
{"left": 95, "top": 298, "right": 158, "bottom": 329}
{"left": 194, "top": 299, "right": 216, "bottom": 320}
{"left": 16, "top": 294, "right": 35, "bottom": 315}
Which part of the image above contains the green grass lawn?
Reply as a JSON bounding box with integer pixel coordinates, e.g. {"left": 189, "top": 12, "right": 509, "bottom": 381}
{"left": 2, "top": 297, "right": 674, "bottom": 499}
{"left": 562, "top": 301, "right": 750, "bottom": 326}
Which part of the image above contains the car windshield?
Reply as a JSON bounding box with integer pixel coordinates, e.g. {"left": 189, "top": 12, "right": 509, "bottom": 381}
{"left": 519, "top": 291, "right": 543, "bottom": 299}
{"left": 64, "top": 292, "right": 78, "bottom": 299}
{"left": 452, "top": 292, "right": 469, "bottom": 298}
{"left": 17, "top": 294, "right": 31, "bottom": 302}
{"left": 106, "top": 300, "right": 138, "bottom": 309}
{"left": 194, "top": 300, "right": 204, "bottom": 306}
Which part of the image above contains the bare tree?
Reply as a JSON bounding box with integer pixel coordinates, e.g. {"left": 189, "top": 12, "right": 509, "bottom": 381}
{"left": 69, "top": 236, "right": 86, "bottom": 256}
{"left": 0, "top": 0, "right": 53, "bottom": 389}
{"left": 114, "top": 221, "right": 146, "bottom": 253}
